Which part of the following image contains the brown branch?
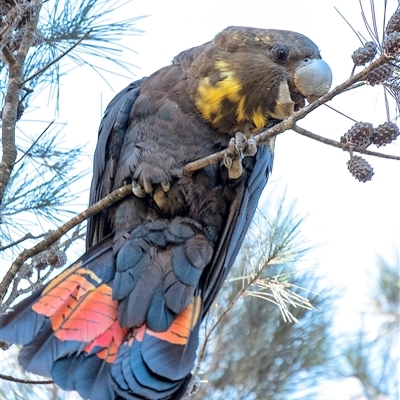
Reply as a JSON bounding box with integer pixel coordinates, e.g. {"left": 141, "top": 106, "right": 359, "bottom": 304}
{"left": 0, "top": 63, "right": 22, "bottom": 218}
{"left": 0, "top": 0, "right": 42, "bottom": 218}
{"left": 0, "top": 184, "right": 133, "bottom": 301}
{"left": 292, "top": 125, "right": 400, "bottom": 161}
{"left": 0, "top": 373, "right": 53, "bottom": 385}
{"left": 0, "top": 2, "right": 30, "bottom": 53}
{"left": 1, "top": 277, "right": 21, "bottom": 312}
{"left": 15, "top": 0, "right": 43, "bottom": 64}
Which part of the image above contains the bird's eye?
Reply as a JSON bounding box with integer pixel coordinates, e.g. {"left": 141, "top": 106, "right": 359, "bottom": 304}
{"left": 273, "top": 45, "right": 289, "bottom": 61}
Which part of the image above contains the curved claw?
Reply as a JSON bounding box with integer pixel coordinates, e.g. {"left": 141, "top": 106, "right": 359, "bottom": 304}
{"left": 234, "top": 132, "right": 246, "bottom": 153}
{"left": 143, "top": 179, "right": 153, "bottom": 194}
{"left": 153, "top": 187, "right": 167, "bottom": 209}
{"left": 132, "top": 181, "right": 146, "bottom": 198}
{"left": 244, "top": 137, "right": 257, "bottom": 157}
{"left": 223, "top": 151, "right": 233, "bottom": 169}
{"left": 225, "top": 137, "right": 237, "bottom": 156}
{"left": 161, "top": 181, "right": 170, "bottom": 192}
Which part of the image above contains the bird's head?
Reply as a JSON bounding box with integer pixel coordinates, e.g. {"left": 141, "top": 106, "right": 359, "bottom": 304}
{"left": 192, "top": 26, "right": 332, "bottom": 134}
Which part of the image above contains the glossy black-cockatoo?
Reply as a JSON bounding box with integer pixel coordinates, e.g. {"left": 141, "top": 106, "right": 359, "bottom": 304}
{"left": 0, "top": 27, "right": 332, "bottom": 400}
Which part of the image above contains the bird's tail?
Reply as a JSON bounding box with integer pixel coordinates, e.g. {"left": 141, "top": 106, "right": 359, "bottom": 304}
{"left": 0, "top": 218, "right": 212, "bottom": 400}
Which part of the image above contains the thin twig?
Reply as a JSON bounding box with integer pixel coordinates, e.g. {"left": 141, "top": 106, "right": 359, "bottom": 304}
{"left": 334, "top": 6, "right": 365, "bottom": 45}
{"left": 343, "top": 82, "right": 366, "bottom": 92}
{"left": 292, "top": 125, "right": 400, "bottom": 161}
{"left": 23, "top": 30, "right": 92, "bottom": 84}
{"left": 198, "top": 285, "right": 246, "bottom": 364}
{"left": 14, "top": 120, "right": 55, "bottom": 165}
{"left": 0, "top": 232, "right": 47, "bottom": 251}
{"left": 0, "top": 373, "right": 53, "bottom": 385}
{"left": 324, "top": 104, "right": 359, "bottom": 123}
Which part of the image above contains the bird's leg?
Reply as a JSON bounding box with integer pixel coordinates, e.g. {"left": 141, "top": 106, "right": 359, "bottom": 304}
{"left": 223, "top": 132, "right": 257, "bottom": 179}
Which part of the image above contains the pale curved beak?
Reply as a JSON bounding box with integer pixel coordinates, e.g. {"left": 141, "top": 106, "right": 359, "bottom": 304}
{"left": 294, "top": 58, "right": 332, "bottom": 104}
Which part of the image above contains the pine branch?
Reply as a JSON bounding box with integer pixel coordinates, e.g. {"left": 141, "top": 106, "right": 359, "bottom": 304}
{"left": 292, "top": 125, "right": 400, "bottom": 161}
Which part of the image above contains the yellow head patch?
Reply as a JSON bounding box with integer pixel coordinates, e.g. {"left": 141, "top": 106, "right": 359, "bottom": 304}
{"left": 195, "top": 60, "right": 267, "bottom": 130}
{"left": 196, "top": 61, "right": 242, "bottom": 124}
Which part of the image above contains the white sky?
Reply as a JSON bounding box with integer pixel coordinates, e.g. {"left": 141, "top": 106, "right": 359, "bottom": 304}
{"left": 12, "top": 0, "right": 400, "bottom": 399}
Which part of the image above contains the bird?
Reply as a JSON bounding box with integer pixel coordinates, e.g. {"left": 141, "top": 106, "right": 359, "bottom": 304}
{"left": 0, "top": 26, "right": 332, "bottom": 400}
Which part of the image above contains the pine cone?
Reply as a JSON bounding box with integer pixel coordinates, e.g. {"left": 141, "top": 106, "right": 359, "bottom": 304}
{"left": 371, "top": 122, "right": 400, "bottom": 147}
{"left": 47, "top": 249, "right": 67, "bottom": 268}
{"left": 366, "top": 63, "right": 394, "bottom": 85}
{"left": 352, "top": 42, "right": 377, "bottom": 66}
{"left": 386, "top": 6, "right": 400, "bottom": 34}
{"left": 347, "top": 156, "right": 374, "bottom": 182}
{"left": 340, "top": 122, "right": 374, "bottom": 148}
{"left": 32, "top": 251, "right": 48, "bottom": 270}
{"left": 384, "top": 32, "right": 400, "bottom": 58}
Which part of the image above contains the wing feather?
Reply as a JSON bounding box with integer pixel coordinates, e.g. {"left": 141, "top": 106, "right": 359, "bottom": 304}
{"left": 87, "top": 79, "right": 145, "bottom": 247}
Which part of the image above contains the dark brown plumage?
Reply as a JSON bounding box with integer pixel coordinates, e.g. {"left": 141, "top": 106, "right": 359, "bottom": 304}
{"left": 0, "top": 26, "right": 331, "bottom": 400}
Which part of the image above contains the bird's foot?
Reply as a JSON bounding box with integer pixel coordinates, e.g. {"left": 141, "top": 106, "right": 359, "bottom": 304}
{"left": 131, "top": 162, "right": 172, "bottom": 210}
{"left": 223, "top": 132, "right": 257, "bottom": 179}
{"left": 131, "top": 179, "right": 170, "bottom": 198}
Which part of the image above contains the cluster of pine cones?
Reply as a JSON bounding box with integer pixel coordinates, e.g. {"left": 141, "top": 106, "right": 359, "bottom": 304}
{"left": 345, "top": 7, "right": 400, "bottom": 182}
{"left": 341, "top": 121, "right": 399, "bottom": 182}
